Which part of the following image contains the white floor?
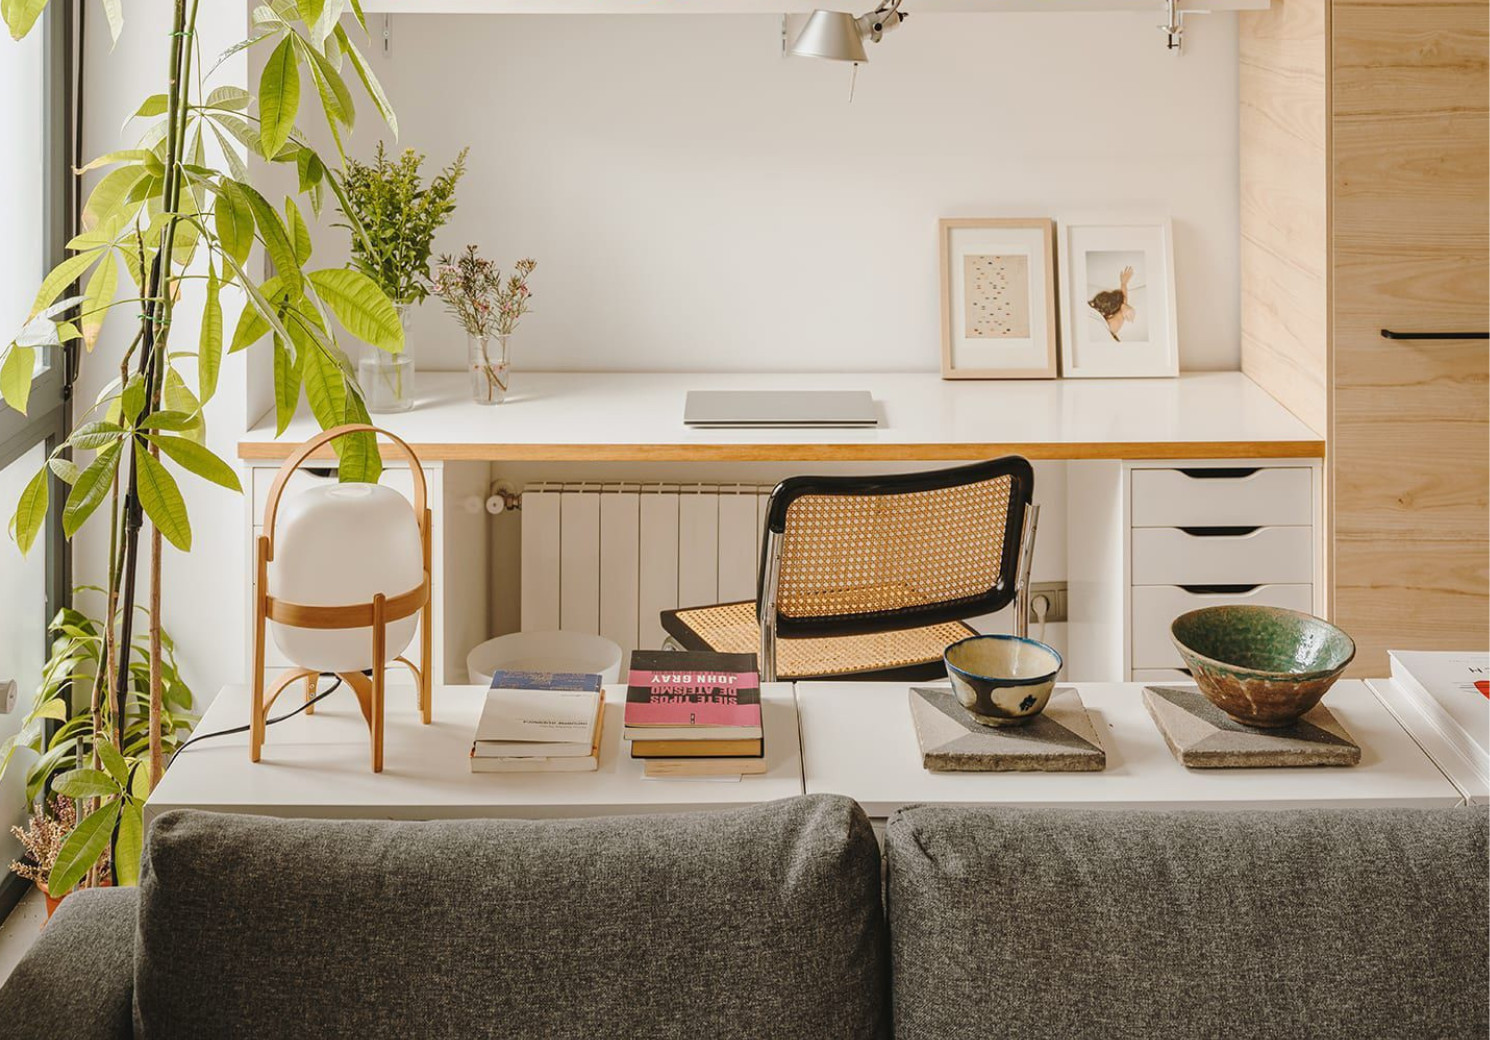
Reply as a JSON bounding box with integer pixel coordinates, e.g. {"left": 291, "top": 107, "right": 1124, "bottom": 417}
{"left": 0, "top": 889, "right": 45, "bottom": 985}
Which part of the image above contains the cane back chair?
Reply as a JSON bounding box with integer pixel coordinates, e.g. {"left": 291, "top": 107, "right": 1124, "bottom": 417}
{"left": 660, "top": 457, "right": 1038, "bottom": 682}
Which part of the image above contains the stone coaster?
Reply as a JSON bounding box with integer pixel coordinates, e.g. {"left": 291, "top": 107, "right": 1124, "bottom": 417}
{"left": 1143, "top": 685, "right": 1361, "bottom": 768}
{"left": 909, "top": 686, "right": 1106, "bottom": 772}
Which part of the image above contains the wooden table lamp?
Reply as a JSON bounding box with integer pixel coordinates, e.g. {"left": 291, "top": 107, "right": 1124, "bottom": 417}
{"left": 251, "top": 424, "right": 433, "bottom": 772}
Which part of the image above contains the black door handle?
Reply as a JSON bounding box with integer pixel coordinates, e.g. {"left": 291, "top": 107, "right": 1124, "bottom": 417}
{"left": 1380, "top": 329, "right": 1489, "bottom": 340}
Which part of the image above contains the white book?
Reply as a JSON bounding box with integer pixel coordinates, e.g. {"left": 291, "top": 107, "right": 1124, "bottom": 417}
{"left": 472, "top": 688, "right": 601, "bottom": 758}
{"left": 470, "top": 754, "right": 600, "bottom": 773}
{"left": 1373, "top": 651, "right": 1489, "bottom": 803}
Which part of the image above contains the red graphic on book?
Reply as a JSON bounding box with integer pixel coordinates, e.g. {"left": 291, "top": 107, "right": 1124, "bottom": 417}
{"left": 1475, "top": 680, "right": 1489, "bottom": 699}
{"left": 624, "top": 669, "right": 762, "bottom": 728}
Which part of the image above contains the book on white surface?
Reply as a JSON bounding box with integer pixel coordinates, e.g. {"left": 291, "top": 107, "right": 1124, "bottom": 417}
{"left": 470, "top": 692, "right": 606, "bottom": 773}
{"left": 1374, "top": 651, "right": 1489, "bottom": 802}
{"left": 470, "top": 754, "right": 601, "bottom": 774}
{"left": 620, "top": 724, "right": 764, "bottom": 742}
{"left": 472, "top": 687, "right": 602, "bottom": 758}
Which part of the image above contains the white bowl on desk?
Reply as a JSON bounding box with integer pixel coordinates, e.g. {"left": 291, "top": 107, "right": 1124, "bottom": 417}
{"left": 467, "top": 631, "right": 624, "bottom": 688}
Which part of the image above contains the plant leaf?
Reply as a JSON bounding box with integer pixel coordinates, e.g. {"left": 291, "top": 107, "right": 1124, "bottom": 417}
{"left": 337, "top": 388, "right": 381, "bottom": 483}
{"left": 9, "top": 465, "right": 48, "bottom": 554}
{"left": 48, "top": 800, "right": 121, "bottom": 897}
{"left": 337, "top": 26, "right": 397, "bottom": 137}
{"left": 307, "top": 268, "right": 402, "bottom": 352}
{"left": 96, "top": 740, "right": 130, "bottom": 786}
{"left": 121, "top": 374, "right": 146, "bottom": 425}
{"left": 69, "top": 420, "right": 125, "bottom": 450}
{"left": 81, "top": 165, "right": 146, "bottom": 231}
{"left": 53, "top": 767, "right": 118, "bottom": 799}
{"left": 273, "top": 336, "right": 301, "bottom": 436}
{"left": 148, "top": 434, "right": 242, "bottom": 492}
{"left": 300, "top": 340, "right": 346, "bottom": 430}
{"left": 131, "top": 93, "right": 168, "bottom": 119}
{"left": 48, "top": 456, "right": 79, "bottom": 485}
{"left": 113, "top": 801, "right": 143, "bottom": 887}
{"left": 258, "top": 34, "right": 300, "bottom": 160}
{"left": 236, "top": 181, "right": 303, "bottom": 295}
{"left": 204, "top": 85, "right": 250, "bottom": 111}
{"left": 199, "top": 264, "right": 223, "bottom": 403}
{"left": 63, "top": 441, "right": 122, "bottom": 537}
{"left": 2, "top": 0, "right": 46, "bottom": 40}
{"left": 134, "top": 443, "right": 192, "bottom": 551}
{"left": 0, "top": 344, "right": 34, "bottom": 414}
{"left": 213, "top": 183, "right": 255, "bottom": 267}
{"left": 285, "top": 197, "right": 313, "bottom": 265}
{"left": 29, "top": 250, "right": 101, "bottom": 320}
{"left": 79, "top": 250, "right": 118, "bottom": 350}
{"left": 99, "top": 0, "right": 122, "bottom": 45}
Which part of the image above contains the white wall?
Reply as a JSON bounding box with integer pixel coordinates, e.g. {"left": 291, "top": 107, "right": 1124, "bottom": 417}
{"left": 317, "top": 12, "right": 1240, "bottom": 374}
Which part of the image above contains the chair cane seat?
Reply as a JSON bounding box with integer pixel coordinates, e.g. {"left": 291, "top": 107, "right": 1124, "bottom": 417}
{"left": 661, "top": 600, "right": 975, "bottom": 681}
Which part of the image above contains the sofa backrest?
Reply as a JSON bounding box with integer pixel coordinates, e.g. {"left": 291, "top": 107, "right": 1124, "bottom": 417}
{"left": 135, "top": 795, "right": 887, "bottom": 1039}
{"left": 885, "top": 804, "right": 1488, "bottom": 1040}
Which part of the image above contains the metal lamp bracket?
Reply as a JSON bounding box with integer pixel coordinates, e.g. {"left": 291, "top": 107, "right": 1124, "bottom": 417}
{"left": 1159, "top": 0, "right": 1210, "bottom": 54}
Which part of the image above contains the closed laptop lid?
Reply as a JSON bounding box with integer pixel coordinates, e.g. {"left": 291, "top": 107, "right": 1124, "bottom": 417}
{"left": 684, "top": 390, "right": 878, "bottom": 428}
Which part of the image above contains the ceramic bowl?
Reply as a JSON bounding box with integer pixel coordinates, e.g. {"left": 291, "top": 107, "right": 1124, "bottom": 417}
{"left": 1170, "top": 606, "right": 1356, "bottom": 728}
{"left": 943, "top": 634, "right": 1064, "bottom": 727}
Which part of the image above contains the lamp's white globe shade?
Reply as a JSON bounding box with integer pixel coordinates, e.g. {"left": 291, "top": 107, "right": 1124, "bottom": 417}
{"left": 268, "top": 483, "right": 422, "bottom": 674}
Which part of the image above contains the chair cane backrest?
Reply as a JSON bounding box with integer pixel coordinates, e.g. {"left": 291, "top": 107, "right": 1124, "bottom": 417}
{"left": 758, "top": 458, "right": 1035, "bottom": 639}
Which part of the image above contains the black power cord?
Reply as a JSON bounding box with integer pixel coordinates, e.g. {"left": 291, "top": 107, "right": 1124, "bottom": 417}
{"left": 172, "top": 675, "right": 345, "bottom": 756}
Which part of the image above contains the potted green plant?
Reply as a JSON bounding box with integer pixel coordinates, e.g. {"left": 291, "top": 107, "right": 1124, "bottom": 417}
{"left": 0, "top": 596, "right": 195, "bottom": 896}
{"left": 0, "top": 0, "right": 401, "bottom": 882}
{"left": 337, "top": 143, "right": 468, "bottom": 412}
{"left": 430, "top": 246, "right": 537, "bottom": 405}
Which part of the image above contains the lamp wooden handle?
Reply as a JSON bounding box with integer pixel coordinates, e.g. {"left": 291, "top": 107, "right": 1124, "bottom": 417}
{"left": 261, "top": 424, "right": 430, "bottom": 556}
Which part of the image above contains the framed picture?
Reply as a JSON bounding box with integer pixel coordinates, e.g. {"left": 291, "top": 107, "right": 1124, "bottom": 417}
{"left": 939, "top": 218, "right": 1057, "bottom": 380}
{"left": 1057, "top": 216, "right": 1177, "bottom": 378}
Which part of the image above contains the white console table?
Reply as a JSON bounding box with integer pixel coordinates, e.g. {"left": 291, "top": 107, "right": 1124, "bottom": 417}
{"left": 148, "top": 680, "right": 1463, "bottom": 826}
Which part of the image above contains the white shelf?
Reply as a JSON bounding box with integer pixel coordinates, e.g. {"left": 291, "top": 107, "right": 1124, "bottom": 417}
{"left": 359, "top": 1, "right": 1268, "bottom": 14}
{"left": 239, "top": 370, "right": 1323, "bottom": 463}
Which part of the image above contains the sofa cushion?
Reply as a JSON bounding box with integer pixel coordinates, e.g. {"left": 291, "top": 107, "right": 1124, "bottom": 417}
{"left": 135, "top": 795, "right": 887, "bottom": 1039}
{"left": 0, "top": 886, "right": 138, "bottom": 1040}
{"left": 885, "top": 805, "right": 1488, "bottom": 1040}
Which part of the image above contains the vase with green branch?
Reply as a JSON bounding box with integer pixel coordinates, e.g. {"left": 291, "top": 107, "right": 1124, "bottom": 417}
{"left": 0, "top": 0, "right": 402, "bottom": 892}
{"left": 336, "top": 143, "right": 466, "bottom": 411}
{"left": 431, "top": 246, "right": 536, "bottom": 405}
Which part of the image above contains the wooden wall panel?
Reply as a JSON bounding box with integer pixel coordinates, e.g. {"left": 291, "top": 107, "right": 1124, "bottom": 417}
{"left": 1331, "top": 0, "right": 1490, "bottom": 674}
{"left": 1239, "top": 0, "right": 1330, "bottom": 435}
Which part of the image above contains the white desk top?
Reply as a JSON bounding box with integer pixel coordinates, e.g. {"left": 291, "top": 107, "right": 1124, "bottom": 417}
{"left": 238, "top": 370, "right": 1323, "bottom": 463}
{"left": 796, "top": 681, "right": 1464, "bottom": 816}
{"left": 146, "top": 683, "right": 802, "bottom": 823}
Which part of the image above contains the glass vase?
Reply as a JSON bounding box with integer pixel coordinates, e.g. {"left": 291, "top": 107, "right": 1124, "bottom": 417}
{"left": 468, "top": 332, "right": 511, "bottom": 406}
{"left": 361, "top": 303, "right": 416, "bottom": 413}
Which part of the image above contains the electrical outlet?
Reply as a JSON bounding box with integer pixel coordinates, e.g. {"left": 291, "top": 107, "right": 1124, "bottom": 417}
{"left": 1027, "top": 582, "right": 1068, "bottom": 625}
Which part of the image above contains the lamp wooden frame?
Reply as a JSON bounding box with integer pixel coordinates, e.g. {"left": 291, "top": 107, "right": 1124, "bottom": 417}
{"left": 250, "top": 424, "right": 434, "bottom": 773}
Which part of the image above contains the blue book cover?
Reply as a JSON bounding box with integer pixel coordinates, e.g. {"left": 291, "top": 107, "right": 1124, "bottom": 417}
{"left": 488, "top": 669, "right": 603, "bottom": 693}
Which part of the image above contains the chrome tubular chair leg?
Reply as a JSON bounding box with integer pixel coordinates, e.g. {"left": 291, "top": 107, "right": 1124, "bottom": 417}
{"left": 1014, "top": 503, "right": 1040, "bottom": 641}
{"left": 758, "top": 531, "right": 784, "bottom": 683}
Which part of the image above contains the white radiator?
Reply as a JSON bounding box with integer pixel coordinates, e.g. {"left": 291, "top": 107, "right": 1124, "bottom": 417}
{"left": 520, "top": 483, "right": 776, "bottom": 653}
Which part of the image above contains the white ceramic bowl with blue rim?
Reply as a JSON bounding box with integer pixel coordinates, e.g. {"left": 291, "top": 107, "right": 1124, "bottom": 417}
{"left": 943, "top": 634, "right": 1064, "bottom": 727}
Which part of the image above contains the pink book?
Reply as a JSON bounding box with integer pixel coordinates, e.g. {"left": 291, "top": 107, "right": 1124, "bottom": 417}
{"left": 624, "top": 651, "right": 761, "bottom": 730}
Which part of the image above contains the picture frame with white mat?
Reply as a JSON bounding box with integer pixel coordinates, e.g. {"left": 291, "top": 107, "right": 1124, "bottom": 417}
{"left": 1058, "top": 215, "right": 1177, "bottom": 378}
{"left": 939, "top": 218, "right": 1058, "bottom": 380}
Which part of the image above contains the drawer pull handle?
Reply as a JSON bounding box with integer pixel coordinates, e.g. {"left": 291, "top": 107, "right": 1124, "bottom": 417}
{"left": 1380, "top": 328, "right": 1489, "bottom": 341}
{"left": 304, "top": 466, "right": 338, "bottom": 478}
{"left": 1178, "top": 584, "right": 1260, "bottom": 595}
{"left": 1176, "top": 467, "right": 1259, "bottom": 480}
{"left": 1178, "top": 526, "right": 1259, "bottom": 538}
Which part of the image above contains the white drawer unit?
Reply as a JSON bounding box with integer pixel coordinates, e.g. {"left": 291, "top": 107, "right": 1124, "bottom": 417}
{"left": 1130, "top": 526, "right": 1314, "bottom": 587}
{"left": 1131, "top": 583, "right": 1315, "bottom": 670}
{"left": 1065, "top": 458, "right": 1325, "bottom": 683}
{"left": 1130, "top": 467, "right": 1313, "bottom": 528}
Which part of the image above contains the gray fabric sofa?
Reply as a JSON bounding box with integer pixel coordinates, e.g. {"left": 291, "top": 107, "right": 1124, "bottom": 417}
{"left": 0, "top": 796, "right": 1484, "bottom": 1039}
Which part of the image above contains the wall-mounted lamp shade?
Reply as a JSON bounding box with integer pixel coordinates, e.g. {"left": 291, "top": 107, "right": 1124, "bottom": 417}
{"left": 791, "top": 11, "right": 869, "bottom": 63}
{"left": 269, "top": 483, "right": 423, "bottom": 673}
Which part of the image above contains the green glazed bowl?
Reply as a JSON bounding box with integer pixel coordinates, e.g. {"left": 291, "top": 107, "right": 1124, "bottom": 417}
{"left": 1170, "top": 606, "right": 1356, "bottom": 728}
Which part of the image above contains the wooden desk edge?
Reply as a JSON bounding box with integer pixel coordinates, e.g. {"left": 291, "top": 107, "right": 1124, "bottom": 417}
{"left": 237, "top": 439, "right": 1327, "bottom": 462}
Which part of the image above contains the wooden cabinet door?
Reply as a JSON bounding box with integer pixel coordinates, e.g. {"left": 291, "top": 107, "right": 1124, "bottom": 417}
{"left": 1331, "top": 0, "right": 1489, "bottom": 674}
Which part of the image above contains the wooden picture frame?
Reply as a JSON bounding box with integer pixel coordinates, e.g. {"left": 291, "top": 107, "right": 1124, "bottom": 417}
{"left": 940, "top": 217, "right": 1058, "bottom": 380}
{"left": 1057, "top": 215, "right": 1178, "bottom": 378}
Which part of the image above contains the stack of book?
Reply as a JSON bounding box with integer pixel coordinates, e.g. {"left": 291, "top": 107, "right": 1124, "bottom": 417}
{"left": 623, "top": 650, "right": 766, "bottom": 778}
{"left": 1370, "top": 651, "right": 1489, "bottom": 804}
{"left": 470, "top": 670, "right": 605, "bottom": 773}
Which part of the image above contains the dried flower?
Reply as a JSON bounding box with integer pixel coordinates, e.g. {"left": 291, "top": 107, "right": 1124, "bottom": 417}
{"left": 429, "top": 245, "right": 537, "bottom": 338}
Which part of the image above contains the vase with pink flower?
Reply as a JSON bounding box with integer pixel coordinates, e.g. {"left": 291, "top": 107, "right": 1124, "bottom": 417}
{"left": 431, "top": 247, "right": 537, "bottom": 406}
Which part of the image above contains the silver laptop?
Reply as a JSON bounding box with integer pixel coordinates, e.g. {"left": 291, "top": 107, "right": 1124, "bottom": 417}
{"left": 683, "top": 390, "right": 879, "bottom": 429}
